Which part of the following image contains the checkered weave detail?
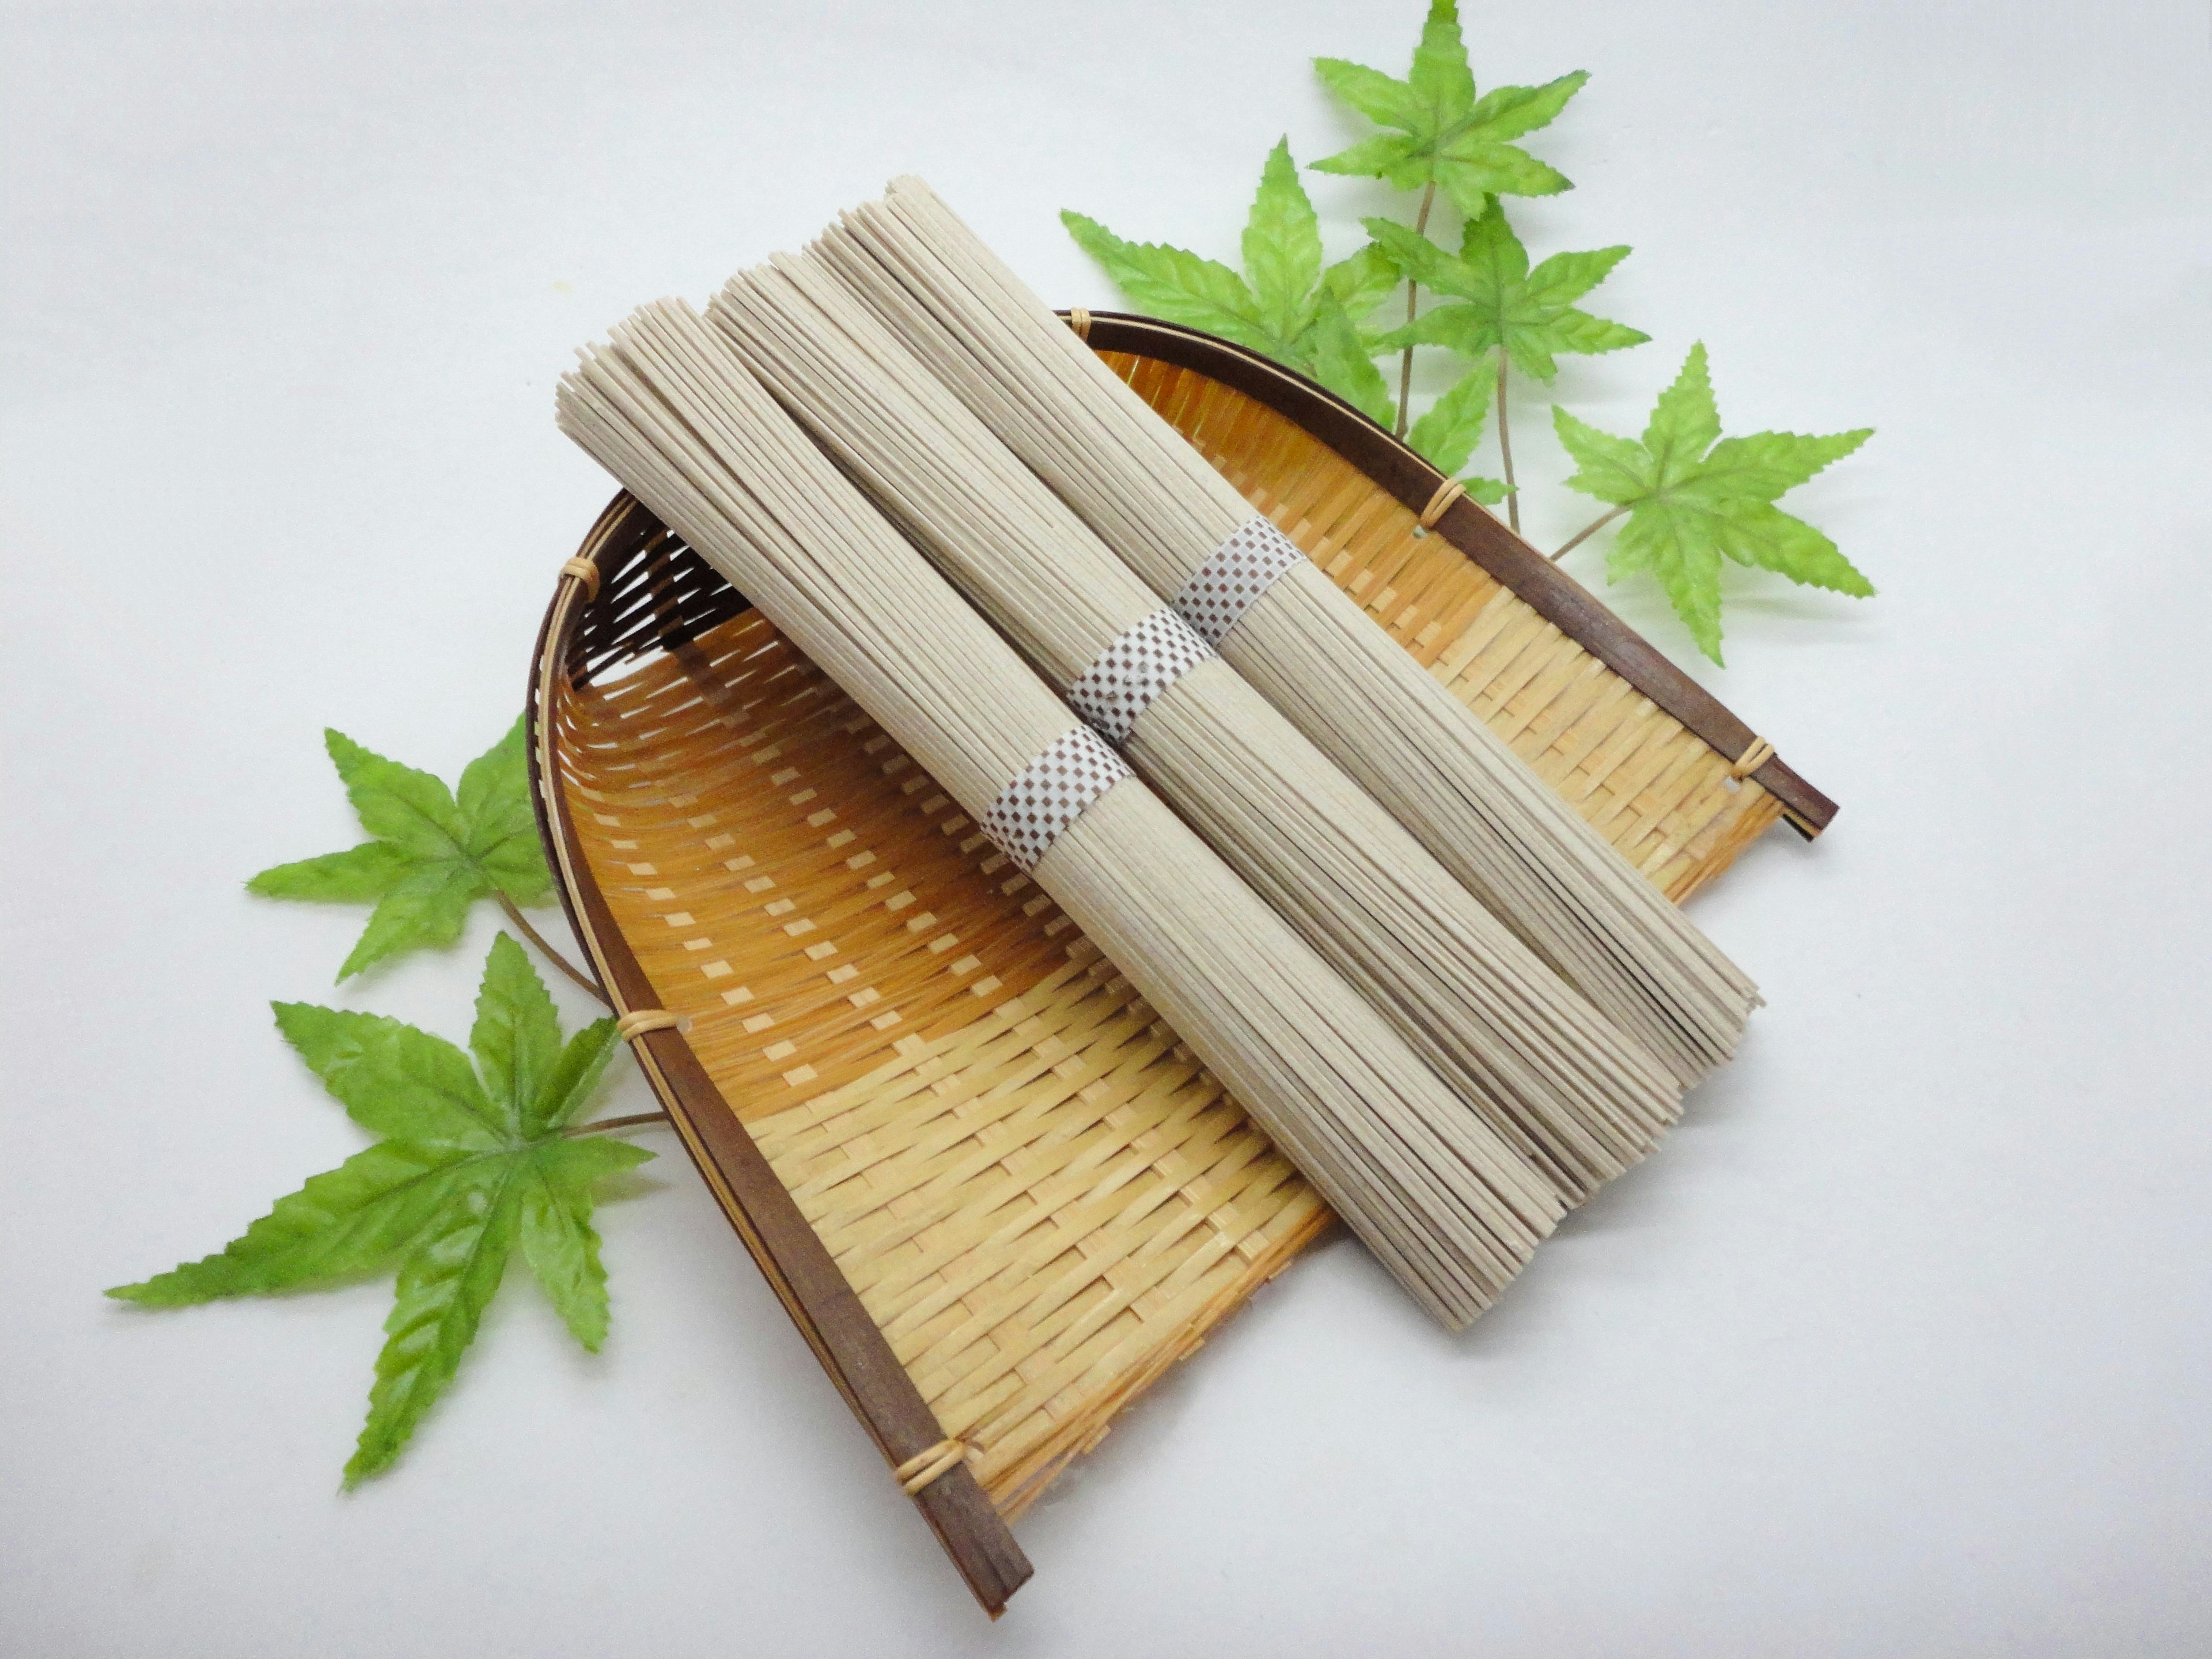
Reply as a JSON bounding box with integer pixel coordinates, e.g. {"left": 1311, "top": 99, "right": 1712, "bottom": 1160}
{"left": 981, "top": 726, "right": 1132, "bottom": 872}
{"left": 1171, "top": 517, "right": 1306, "bottom": 646}
{"left": 1066, "top": 608, "right": 1214, "bottom": 745}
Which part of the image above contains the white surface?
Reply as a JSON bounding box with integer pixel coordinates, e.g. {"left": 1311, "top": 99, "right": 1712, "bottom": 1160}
{"left": 5, "top": 1, "right": 2209, "bottom": 1653}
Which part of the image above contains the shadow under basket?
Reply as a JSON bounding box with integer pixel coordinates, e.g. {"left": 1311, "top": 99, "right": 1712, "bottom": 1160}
{"left": 526, "top": 313, "right": 1836, "bottom": 1615}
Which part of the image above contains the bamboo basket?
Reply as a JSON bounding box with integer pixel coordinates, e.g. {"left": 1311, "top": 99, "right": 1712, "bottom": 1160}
{"left": 526, "top": 314, "right": 1835, "bottom": 1615}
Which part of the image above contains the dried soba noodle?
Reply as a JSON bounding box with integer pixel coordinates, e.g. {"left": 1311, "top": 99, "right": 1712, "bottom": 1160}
{"left": 817, "top": 177, "right": 1760, "bottom": 1087}
{"left": 556, "top": 299, "right": 1559, "bottom": 1327}
{"left": 710, "top": 256, "right": 1680, "bottom": 1203}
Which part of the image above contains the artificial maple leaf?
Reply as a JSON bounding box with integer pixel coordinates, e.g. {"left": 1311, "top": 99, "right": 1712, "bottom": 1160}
{"left": 1062, "top": 137, "right": 1400, "bottom": 411}
{"left": 1553, "top": 343, "right": 1874, "bottom": 664}
{"left": 1312, "top": 1, "right": 1587, "bottom": 218}
{"left": 1366, "top": 202, "right": 1648, "bottom": 381}
{"left": 108, "top": 935, "right": 650, "bottom": 1484}
{"left": 1308, "top": 286, "right": 1396, "bottom": 428}
{"left": 249, "top": 717, "right": 554, "bottom": 980}
{"left": 1404, "top": 362, "right": 1510, "bottom": 503}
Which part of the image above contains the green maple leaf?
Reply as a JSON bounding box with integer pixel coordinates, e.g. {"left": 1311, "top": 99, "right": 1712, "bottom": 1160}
{"left": 1062, "top": 137, "right": 1401, "bottom": 414}
{"left": 1404, "top": 361, "right": 1510, "bottom": 503}
{"left": 1309, "top": 286, "right": 1396, "bottom": 427}
{"left": 1312, "top": 1, "right": 1587, "bottom": 217}
{"left": 249, "top": 718, "right": 554, "bottom": 980}
{"left": 1553, "top": 343, "right": 1875, "bottom": 664}
{"left": 108, "top": 935, "right": 649, "bottom": 1484}
{"left": 1365, "top": 201, "right": 1649, "bottom": 381}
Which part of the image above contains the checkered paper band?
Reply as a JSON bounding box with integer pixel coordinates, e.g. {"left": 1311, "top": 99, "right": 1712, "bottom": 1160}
{"left": 982, "top": 726, "right": 1132, "bottom": 873}
{"left": 1066, "top": 608, "right": 1215, "bottom": 745}
{"left": 1171, "top": 517, "right": 1306, "bottom": 647}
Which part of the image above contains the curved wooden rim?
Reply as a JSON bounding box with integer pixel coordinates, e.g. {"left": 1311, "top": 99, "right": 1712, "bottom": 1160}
{"left": 1073, "top": 311, "right": 1837, "bottom": 838}
{"left": 524, "top": 497, "right": 1032, "bottom": 1619}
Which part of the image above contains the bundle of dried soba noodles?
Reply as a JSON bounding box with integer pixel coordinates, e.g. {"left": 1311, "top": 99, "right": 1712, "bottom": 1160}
{"left": 556, "top": 300, "right": 1562, "bottom": 1327}
{"left": 709, "top": 256, "right": 1681, "bottom": 1203}
{"left": 814, "top": 177, "right": 1760, "bottom": 1088}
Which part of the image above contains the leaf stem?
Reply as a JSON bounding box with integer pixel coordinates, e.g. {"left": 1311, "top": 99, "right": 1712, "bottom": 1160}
{"left": 1393, "top": 181, "right": 1437, "bottom": 439}
{"left": 1497, "top": 353, "right": 1520, "bottom": 535}
{"left": 1552, "top": 503, "right": 1629, "bottom": 563}
{"left": 563, "top": 1111, "right": 673, "bottom": 1138}
{"left": 495, "top": 893, "right": 608, "bottom": 1005}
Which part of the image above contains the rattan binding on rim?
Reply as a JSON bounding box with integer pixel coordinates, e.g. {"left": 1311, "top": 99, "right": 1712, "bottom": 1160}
{"left": 1732, "top": 736, "right": 1778, "bottom": 779}
{"left": 896, "top": 1438, "right": 972, "bottom": 1495}
{"left": 560, "top": 556, "right": 601, "bottom": 600}
{"left": 1418, "top": 478, "right": 1465, "bottom": 531}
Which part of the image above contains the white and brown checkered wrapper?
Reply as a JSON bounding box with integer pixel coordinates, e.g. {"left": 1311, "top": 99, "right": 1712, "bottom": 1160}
{"left": 981, "top": 725, "right": 1132, "bottom": 872}
{"left": 1065, "top": 608, "right": 1215, "bottom": 745}
{"left": 1171, "top": 517, "right": 1306, "bottom": 647}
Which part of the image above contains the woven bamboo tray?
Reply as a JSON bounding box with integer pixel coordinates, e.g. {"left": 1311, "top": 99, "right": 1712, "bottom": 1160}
{"left": 525, "top": 313, "right": 1834, "bottom": 1615}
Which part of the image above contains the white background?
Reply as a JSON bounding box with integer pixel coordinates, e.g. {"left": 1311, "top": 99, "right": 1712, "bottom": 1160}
{"left": 5, "top": 2, "right": 2209, "bottom": 1654}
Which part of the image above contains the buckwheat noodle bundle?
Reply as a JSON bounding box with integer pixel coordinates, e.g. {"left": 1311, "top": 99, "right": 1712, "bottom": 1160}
{"left": 556, "top": 300, "right": 1561, "bottom": 1327}
{"left": 708, "top": 256, "right": 1680, "bottom": 1202}
{"left": 816, "top": 177, "right": 1760, "bottom": 1086}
